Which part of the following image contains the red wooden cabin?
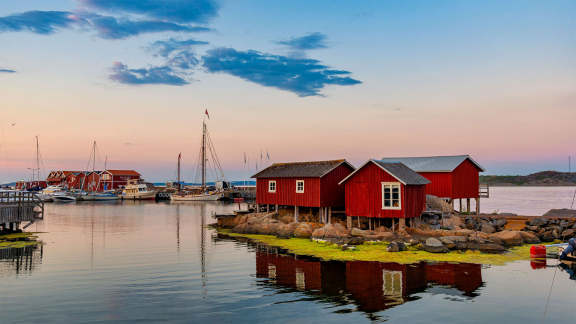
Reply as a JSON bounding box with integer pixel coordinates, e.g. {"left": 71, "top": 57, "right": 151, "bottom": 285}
{"left": 252, "top": 160, "right": 354, "bottom": 221}
{"left": 15, "top": 180, "right": 47, "bottom": 191}
{"left": 339, "top": 160, "right": 429, "bottom": 228}
{"left": 65, "top": 172, "right": 86, "bottom": 190}
{"left": 99, "top": 170, "right": 141, "bottom": 190}
{"left": 378, "top": 155, "right": 484, "bottom": 199}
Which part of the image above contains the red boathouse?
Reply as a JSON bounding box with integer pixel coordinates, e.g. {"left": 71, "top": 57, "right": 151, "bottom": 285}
{"left": 339, "top": 160, "right": 429, "bottom": 229}
{"left": 99, "top": 170, "right": 141, "bottom": 190}
{"left": 379, "top": 155, "right": 485, "bottom": 213}
{"left": 252, "top": 160, "right": 355, "bottom": 222}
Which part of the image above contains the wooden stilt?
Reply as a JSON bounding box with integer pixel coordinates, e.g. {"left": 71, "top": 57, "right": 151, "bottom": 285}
{"left": 275, "top": 204, "right": 279, "bottom": 212}
{"left": 459, "top": 199, "right": 463, "bottom": 213}
{"left": 266, "top": 204, "right": 270, "bottom": 212}
{"left": 294, "top": 206, "right": 299, "bottom": 223}
{"left": 347, "top": 216, "right": 352, "bottom": 229}
{"left": 476, "top": 197, "right": 480, "bottom": 216}
{"left": 357, "top": 216, "right": 361, "bottom": 229}
{"left": 399, "top": 218, "right": 406, "bottom": 231}
{"left": 328, "top": 207, "right": 332, "bottom": 224}
{"left": 467, "top": 198, "right": 471, "bottom": 213}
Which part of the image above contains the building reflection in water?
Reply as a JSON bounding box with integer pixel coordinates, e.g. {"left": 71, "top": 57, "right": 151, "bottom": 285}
{"left": 0, "top": 244, "right": 43, "bottom": 277}
{"left": 255, "top": 247, "right": 483, "bottom": 316}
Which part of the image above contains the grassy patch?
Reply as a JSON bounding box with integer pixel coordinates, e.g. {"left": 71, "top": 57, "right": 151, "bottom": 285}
{"left": 220, "top": 230, "right": 535, "bottom": 265}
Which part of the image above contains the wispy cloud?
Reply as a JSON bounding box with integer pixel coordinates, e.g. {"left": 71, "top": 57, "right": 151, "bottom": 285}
{"left": 277, "top": 32, "right": 328, "bottom": 51}
{"left": 0, "top": 10, "right": 211, "bottom": 40}
{"left": 0, "top": 68, "right": 16, "bottom": 73}
{"left": 109, "top": 62, "right": 189, "bottom": 86}
{"left": 202, "top": 47, "right": 361, "bottom": 97}
{"left": 149, "top": 38, "right": 209, "bottom": 57}
{"left": 84, "top": 14, "right": 208, "bottom": 39}
{"left": 0, "top": 10, "right": 82, "bottom": 34}
{"left": 78, "top": 0, "right": 220, "bottom": 24}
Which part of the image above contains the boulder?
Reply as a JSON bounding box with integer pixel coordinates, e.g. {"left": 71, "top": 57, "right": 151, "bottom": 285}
{"left": 311, "top": 223, "right": 348, "bottom": 239}
{"left": 467, "top": 243, "right": 506, "bottom": 253}
{"left": 480, "top": 224, "right": 496, "bottom": 234}
{"left": 439, "top": 237, "right": 456, "bottom": 249}
{"left": 373, "top": 231, "right": 396, "bottom": 242}
{"left": 490, "top": 230, "right": 524, "bottom": 246}
{"left": 525, "top": 225, "right": 540, "bottom": 232}
{"left": 350, "top": 228, "right": 368, "bottom": 237}
{"left": 453, "top": 229, "right": 475, "bottom": 236}
{"left": 562, "top": 229, "right": 575, "bottom": 238}
{"left": 491, "top": 218, "right": 507, "bottom": 228}
{"left": 528, "top": 218, "right": 548, "bottom": 227}
{"left": 540, "top": 231, "right": 556, "bottom": 242}
{"left": 422, "top": 237, "right": 449, "bottom": 253}
{"left": 518, "top": 231, "right": 540, "bottom": 244}
{"left": 387, "top": 241, "right": 406, "bottom": 252}
{"left": 293, "top": 223, "right": 314, "bottom": 238}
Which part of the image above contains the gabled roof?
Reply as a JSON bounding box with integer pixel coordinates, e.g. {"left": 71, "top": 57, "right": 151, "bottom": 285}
{"left": 378, "top": 155, "right": 485, "bottom": 172}
{"left": 104, "top": 170, "right": 141, "bottom": 176}
{"left": 252, "top": 159, "right": 354, "bottom": 178}
{"left": 339, "top": 160, "right": 430, "bottom": 185}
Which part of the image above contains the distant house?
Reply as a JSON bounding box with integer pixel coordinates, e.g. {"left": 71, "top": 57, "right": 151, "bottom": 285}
{"left": 99, "top": 170, "right": 141, "bottom": 190}
{"left": 46, "top": 170, "right": 82, "bottom": 187}
{"left": 339, "top": 160, "right": 429, "bottom": 229}
{"left": 252, "top": 160, "right": 355, "bottom": 222}
{"left": 15, "top": 180, "right": 47, "bottom": 191}
{"left": 378, "top": 155, "right": 484, "bottom": 200}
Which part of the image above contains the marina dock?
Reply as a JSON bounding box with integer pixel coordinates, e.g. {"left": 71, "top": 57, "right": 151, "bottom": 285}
{"left": 0, "top": 192, "right": 44, "bottom": 231}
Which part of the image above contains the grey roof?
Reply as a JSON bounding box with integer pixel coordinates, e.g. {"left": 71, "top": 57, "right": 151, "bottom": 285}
{"left": 252, "top": 160, "right": 354, "bottom": 178}
{"left": 339, "top": 160, "right": 430, "bottom": 185}
{"left": 378, "top": 155, "right": 485, "bottom": 172}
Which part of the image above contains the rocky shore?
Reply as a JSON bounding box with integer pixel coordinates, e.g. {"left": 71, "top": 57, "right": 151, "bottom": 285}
{"left": 215, "top": 212, "right": 571, "bottom": 254}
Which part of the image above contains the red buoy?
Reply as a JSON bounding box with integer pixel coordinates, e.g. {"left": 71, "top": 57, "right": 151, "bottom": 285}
{"left": 530, "top": 245, "right": 546, "bottom": 259}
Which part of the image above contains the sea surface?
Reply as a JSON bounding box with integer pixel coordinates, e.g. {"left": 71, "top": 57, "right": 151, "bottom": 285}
{"left": 1, "top": 187, "right": 576, "bottom": 323}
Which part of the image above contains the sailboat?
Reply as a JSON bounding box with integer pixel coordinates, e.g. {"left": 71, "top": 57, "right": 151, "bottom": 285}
{"left": 81, "top": 141, "right": 119, "bottom": 201}
{"left": 171, "top": 115, "right": 225, "bottom": 201}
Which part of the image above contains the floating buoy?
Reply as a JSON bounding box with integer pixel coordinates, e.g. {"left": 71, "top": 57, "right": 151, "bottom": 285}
{"left": 530, "top": 245, "right": 547, "bottom": 259}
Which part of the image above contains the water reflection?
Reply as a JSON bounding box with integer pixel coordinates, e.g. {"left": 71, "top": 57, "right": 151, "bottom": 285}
{"left": 558, "top": 262, "right": 576, "bottom": 280}
{"left": 254, "top": 247, "right": 483, "bottom": 317}
{"left": 0, "top": 245, "right": 43, "bottom": 277}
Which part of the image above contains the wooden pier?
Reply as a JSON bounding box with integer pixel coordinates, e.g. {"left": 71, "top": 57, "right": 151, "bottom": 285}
{"left": 0, "top": 192, "right": 44, "bottom": 231}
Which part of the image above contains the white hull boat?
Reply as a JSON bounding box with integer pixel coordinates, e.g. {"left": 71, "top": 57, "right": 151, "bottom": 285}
{"left": 171, "top": 192, "right": 223, "bottom": 201}
{"left": 52, "top": 194, "right": 77, "bottom": 202}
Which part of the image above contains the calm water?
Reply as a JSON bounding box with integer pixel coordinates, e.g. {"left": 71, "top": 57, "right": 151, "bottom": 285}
{"left": 480, "top": 186, "right": 576, "bottom": 216}
{"left": 1, "top": 188, "right": 576, "bottom": 323}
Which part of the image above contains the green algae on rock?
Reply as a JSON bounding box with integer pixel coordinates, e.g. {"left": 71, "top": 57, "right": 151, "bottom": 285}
{"left": 0, "top": 232, "right": 42, "bottom": 249}
{"left": 219, "top": 229, "right": 537, "bottom": 265}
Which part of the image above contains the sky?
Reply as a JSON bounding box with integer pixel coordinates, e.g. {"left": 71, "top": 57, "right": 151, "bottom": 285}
{"left": 0, "top": 0, "right": 575, "bottom": 183}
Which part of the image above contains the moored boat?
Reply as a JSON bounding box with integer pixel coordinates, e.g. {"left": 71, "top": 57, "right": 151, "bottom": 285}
{"left": 121, "top": 179, "right": 157, "bottom": 200}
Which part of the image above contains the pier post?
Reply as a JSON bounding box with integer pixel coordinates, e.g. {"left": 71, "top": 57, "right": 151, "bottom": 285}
{"left": 294, "top": 206, "right": 299, "bottom": 223}
{"left": 399, "top": 218, "right": 406, "bottom": 231}
{"left": 467, "top": 199, "right": 471, "bottom": 213}
{"left": 475, "top": 198, "right": 480, "bottom": 216}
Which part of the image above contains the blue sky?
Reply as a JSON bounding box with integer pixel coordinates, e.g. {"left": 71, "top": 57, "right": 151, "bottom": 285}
{"left": 0, "top": 0, "right": 575, "bottom": 182}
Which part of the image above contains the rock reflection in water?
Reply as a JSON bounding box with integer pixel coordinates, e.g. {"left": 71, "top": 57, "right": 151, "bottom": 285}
{"left": 0, "top": 245, "right": 43, "bottom": 277}
{"left": 255, "top": 247, "right": 483, "bottom": 315}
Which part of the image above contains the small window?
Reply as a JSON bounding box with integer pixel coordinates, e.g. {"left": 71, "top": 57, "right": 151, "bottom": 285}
{"left": 382, "top": 182, "right": 401, "bottom": 210}
{"left": 296, "top": 180, "right": 304, "bottom": 193}
{"left": 268, "top": 180, "right": 276, "bottom": 193}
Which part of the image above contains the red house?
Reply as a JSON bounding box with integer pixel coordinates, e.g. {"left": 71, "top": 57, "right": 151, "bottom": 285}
{"left": 379, "top": 155, "right": 485, "bottom": 212}
{"left": 99, "top": 170, "right": 141, "bottom": 190}
{"left": 252, "top": 160, "right": 355, "bottom": 222}
{"left": 339, "top": 160, "right": 429, "bottom": 229}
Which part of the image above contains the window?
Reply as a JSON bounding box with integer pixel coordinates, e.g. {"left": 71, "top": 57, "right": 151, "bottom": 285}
{"left": 296, "top": 180, "right": 304, "bottom": 193}
{"left": 268, "top": 180, "right": 276, "bottom": 193}
{"left": 102, "top": 173, "right": 111, "bottom": 180}
{"left": 382, "top": 182, "right": 401, "bottom": 210}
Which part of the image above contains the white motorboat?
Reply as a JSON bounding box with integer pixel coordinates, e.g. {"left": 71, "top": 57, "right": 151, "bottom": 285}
{"left": 171, "top": 191, "right": 223, "bottom": 201}
{"left": 39, "top": 185, "right": 68, "bottom": 202}
{"left": 51, "top": 192, "right": 77, "bottom": 202}
{"left": 84, "top": 191, "right": 119, "bottom": 201}
{"left": 121, "top": 179, "right": 157, "bottom": 200}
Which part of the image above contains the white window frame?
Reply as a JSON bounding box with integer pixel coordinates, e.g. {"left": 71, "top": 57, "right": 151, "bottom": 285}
{"left": 268, "top": 180, "right": 276, "bottom": 193}
{"left": 296, "top": 180, "right": 305, "bottom": 193}
{"left": 382, "top": 182, "right": 401, "bottom": 210}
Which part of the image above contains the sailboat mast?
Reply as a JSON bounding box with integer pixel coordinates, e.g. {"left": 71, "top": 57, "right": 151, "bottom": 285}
{"left": 177, "top": 153, "right": 181, "bottom": 192}
{"left": 35, "top": 135, "right": 40, "bottom": 182}
{"left": 201, "top": 121, "right": 206, "bottom": 189}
